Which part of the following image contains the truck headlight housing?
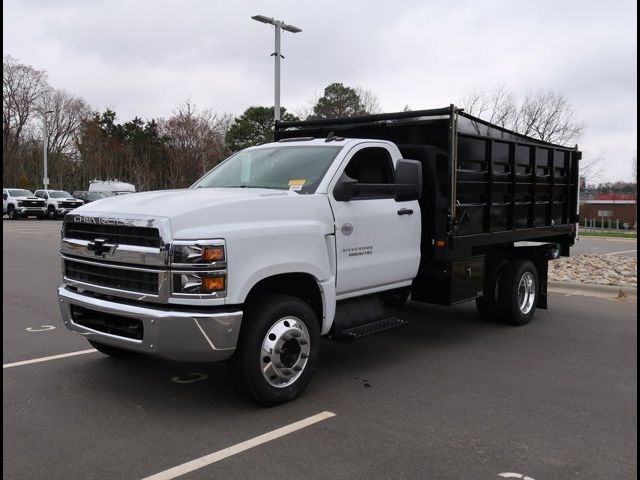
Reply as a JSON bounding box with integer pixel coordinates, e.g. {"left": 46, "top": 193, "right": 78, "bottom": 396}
{"left": 173, "top": 272, "right": 226, "bottom": 294}
{"left": 170, "top": 240, "right": 227, "bottom": 297}
{"left": 171, "top": 241, "right": 226, "bottom": 266}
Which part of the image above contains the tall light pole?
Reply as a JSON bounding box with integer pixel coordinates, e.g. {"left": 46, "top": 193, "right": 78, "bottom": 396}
{"left": 42, "top": 110, "right": 54, "bottom": 190}
{"left": 251, "top": 15, "right": 302, "bottom": 122}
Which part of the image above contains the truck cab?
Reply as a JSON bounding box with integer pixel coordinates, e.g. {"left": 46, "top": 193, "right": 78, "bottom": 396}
{"left": 34, "top": 189, "right": 84, "bottom": 219}
{"left": 3, "top": 188, "right": 47, "bottom": 219}
{"left": 57, "top": 107, "right": 579, "bottom": 405}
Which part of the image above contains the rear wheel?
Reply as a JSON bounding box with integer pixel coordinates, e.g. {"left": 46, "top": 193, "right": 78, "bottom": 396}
{"left": 236, "top": 294, "right": 320, "bottom": 406}
{"left": 497, "top": 259, "right": 538, "bottom": 326}
{"left": 88, "top": 340, "right": 138, "bottom": 358}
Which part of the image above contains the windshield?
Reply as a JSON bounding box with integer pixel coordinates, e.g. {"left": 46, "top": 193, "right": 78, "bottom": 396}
{"left": 87, "top": 192, "right": 107, "bottom": 200}
{"left": 192, "top": 146, "right": 343, "bottom": 194}
{"left": 8, "top": 189, "right": 33, "bottom": 197}
{"left": 50, "top": 191, "right": 72, "bottom": 198}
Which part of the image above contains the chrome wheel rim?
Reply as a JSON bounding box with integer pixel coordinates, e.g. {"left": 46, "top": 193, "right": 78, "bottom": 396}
{"left": 518, "top": 272, "right": 536, "bottom": 315}
{"left": 260, "top": 316, "right": 310, "bottom": 388}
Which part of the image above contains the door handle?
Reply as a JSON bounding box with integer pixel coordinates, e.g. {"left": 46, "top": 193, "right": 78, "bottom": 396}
{"left": 397, "top": 208, "right": 414, "bottom": 216}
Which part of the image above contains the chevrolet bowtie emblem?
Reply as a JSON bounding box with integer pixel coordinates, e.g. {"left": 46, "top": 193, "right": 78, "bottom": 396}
{"left": 87, "top": 238, "right": 117, "bottom": 256}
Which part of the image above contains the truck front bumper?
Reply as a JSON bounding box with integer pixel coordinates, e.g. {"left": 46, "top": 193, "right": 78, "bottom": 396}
{"left": 17, "top": 207, "right": 46, "bottom": 216}
{"left": 58, "top": 285, "right": 242, "bottom": 362}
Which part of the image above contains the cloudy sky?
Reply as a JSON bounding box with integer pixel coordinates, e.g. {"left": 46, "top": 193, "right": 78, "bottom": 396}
{"left": 4, "top": 0, "right": 637, "bottom": 181}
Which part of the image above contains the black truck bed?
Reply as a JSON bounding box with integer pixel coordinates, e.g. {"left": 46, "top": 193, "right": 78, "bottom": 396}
{"left": 275, "top": 106, "right": 580, "bottom": 306}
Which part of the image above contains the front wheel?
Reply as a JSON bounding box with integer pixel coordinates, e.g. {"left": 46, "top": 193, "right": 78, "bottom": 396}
{"left": 236, "top": 294, "right": 320, "bottom": 406}
{"left": 7, "top": 206, "right": 19, "bottom": 220}
{"left": 497, "top": 259, "right": 538, "bottom": 326}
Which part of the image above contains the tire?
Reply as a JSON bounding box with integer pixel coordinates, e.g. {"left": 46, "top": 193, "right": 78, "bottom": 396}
{"left": 47, "top": 206, "right": 57, "bottom": 220}
{"left": 381, "top": 288, "right": 411, "bottom": 307}
{"left": 497, "top": 259, "right": 538, "bottom": 326}
{"left": 236, "top": 294, "right": 320, "bottom": 406}
{"left": 7, "top": 206, "right": 19, "bottom": 220}
{"left": 88, "top": 339, "right": 138, "bottom": 358}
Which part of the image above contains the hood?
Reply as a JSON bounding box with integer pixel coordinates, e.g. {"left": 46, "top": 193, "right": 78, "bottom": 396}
{"left": 71, "top": 188, "right": 333, "bottom": 239}
{"left": 14, "top": 196, "right": 44, "bottom": 201}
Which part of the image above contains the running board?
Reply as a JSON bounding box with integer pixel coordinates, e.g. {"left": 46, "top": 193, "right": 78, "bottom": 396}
{"left": 331, "top": 317, "right": 408, "bottom": 342}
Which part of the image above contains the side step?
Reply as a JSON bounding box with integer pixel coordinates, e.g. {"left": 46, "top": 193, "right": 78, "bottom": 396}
{"left": 331, "top": 317, "right": 408, "bottom": 342}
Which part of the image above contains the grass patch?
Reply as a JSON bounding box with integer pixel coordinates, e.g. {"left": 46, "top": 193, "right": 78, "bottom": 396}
{"left": 579, "top": 230, "right": 637, "bottom": 239}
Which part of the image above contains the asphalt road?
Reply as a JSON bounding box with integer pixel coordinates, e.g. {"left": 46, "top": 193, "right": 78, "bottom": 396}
{"left": 3, "top": 219, "right": 638, "bottom": 480}
{"left": 573, "top": 236, "right": 637, "bottom": 258}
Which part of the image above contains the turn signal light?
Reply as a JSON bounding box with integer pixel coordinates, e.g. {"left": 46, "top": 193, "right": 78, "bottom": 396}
{"left": 202, "top": 276, "right": 225, "bottom": 293}
{"left": 435, "top": 239, "right": 446, "bottom": 248}
{"left": 202, "top": 246, "right": 225, "bottom": 262}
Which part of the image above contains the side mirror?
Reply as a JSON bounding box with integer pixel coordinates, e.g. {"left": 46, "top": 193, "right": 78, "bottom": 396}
{"left": 333, "top": 173, "right": 358, "bottom": 201}
{"left": 394, "top": 159, "right": 422, "bottom": 202}
{"left": 3, "top": 194, "right": 7, "bottom": 200}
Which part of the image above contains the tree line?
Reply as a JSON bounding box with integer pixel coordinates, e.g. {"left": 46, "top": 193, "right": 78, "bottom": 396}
{"left": 4, "top": 55, "right": 596, "bottom": 192}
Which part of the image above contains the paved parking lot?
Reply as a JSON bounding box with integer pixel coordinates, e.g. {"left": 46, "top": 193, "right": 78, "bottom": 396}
{"left": 3, "top": 219, "right": 637, "bottom": 480}
{"left": 574, "top": 236, "right": 637, "bottom": 258}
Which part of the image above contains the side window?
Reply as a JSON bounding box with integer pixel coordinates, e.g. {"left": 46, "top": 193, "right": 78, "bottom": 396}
{"left": 344, "top": 147, "right": 395, "bottom": 185}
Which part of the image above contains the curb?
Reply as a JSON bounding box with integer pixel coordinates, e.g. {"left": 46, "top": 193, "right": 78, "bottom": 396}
{"left": 548, "top": 280, "right": 637, "bottom": 299}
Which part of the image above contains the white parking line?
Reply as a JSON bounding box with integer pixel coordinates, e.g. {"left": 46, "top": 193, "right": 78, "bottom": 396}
{"left": 603, "top": 249, "right": 637, "bottom": 256}
{"left": 3, "top": 349, "right": 97, "bottom": 369}
{"left": 142, "top": 411, "right": 336, "bottom": 480}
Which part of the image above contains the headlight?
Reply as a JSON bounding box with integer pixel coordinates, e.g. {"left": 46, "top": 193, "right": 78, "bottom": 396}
{"left": 173, "top": 272, "right": 226, "bottom": 294}
{"left": 17, "top": 201, "right": 23, "bottom": 207}
{"left": 171, "top": 240, "right": 227, "bottom": 297}
{"left": 171, "top": 240, "right": 225, "bottom": 266}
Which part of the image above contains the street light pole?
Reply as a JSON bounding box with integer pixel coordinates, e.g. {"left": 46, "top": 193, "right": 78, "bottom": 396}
{"left": 42, "top": 110, "right": 54, "bottom": 190}
{"left": 251, "top": 15, "right": 302, "bottom": 122}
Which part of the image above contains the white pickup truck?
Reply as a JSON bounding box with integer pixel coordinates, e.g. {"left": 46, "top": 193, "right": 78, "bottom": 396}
{"left": 58, "top": 108, "right": 580, "bottom": 405}
{"left": 3, "top": 188, "right": 47, "bottom": 219}
{"left": 34, "top": 189, "right": 84, "bottom": 219}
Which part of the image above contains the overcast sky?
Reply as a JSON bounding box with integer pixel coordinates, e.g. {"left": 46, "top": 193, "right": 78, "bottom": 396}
{"left": 4, "top": 0, "right": 637, "bottom": 182}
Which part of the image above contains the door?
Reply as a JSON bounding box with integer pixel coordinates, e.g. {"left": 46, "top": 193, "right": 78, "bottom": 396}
{"left": 329, "top": 144, "right": 421, "bottom": 296}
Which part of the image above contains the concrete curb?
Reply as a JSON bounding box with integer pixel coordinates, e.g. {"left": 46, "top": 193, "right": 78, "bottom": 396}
{"left": 548, "top": 280, "right": 637, "bottom": 299}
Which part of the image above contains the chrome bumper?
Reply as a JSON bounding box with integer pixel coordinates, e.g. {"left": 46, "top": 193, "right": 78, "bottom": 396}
{"left": 17, "top": 207, "right": 46, "bottom": 215}
{"left": 58, "top": 285, "right": 242, "bottom": 362}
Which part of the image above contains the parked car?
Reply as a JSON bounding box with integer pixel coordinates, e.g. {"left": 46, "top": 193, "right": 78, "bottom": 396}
{"left": 72, "top": 191, "right": 108, "bottom": 204}
{"left": 2, "top": 188, "right": 47, "bottom": 219}
{"left": 34, "top": 189, "right": 84, "bottom": 219}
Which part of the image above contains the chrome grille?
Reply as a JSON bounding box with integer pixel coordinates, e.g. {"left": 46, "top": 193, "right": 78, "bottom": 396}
{"left": 64, "top": 223, "right": 161, "bottom": 248}
{"left": 64, "top": 259, "right": 159, "bottom": 294}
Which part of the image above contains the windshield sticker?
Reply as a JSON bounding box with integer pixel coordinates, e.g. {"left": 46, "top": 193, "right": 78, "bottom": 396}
{"left": 288, "top": 179, "right": 306, "bottom": 191}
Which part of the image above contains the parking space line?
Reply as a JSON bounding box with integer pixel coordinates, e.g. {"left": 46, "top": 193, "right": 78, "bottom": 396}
{"left": 603, "top": 249, "right": 637, "bottom": 256}
{"left": 3, "top": 349, "right": 97, "bottom": 369}
{"left": 142, "top": 411, "right": 336, "bottom": 480}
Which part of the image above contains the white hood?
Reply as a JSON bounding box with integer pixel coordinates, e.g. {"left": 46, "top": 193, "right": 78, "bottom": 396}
{"left": 72, "top": 188, "right": 334, "bottom": 240}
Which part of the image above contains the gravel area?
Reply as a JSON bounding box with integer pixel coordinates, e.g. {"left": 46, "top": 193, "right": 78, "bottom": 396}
{"left": 549, "top": 254, "right": 637, "bottom": 287}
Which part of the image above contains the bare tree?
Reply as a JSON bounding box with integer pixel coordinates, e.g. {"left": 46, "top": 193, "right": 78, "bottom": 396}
{"left": 355, "top": 87, "right": 382, "bottom": 114}
{"left": 161, "top": 100, "right": 231, "bottom": 187}
{"left": 39, "top": 89, "right": 92, "bottom": 158}
{"left": 460, "top": 85, "right": 584, "bottom": 146}
{"left": 580, "top": 154, "right": 605, "bottom": 184}
{"left": 3, "top": 55, "right": 49, "bottom": 184}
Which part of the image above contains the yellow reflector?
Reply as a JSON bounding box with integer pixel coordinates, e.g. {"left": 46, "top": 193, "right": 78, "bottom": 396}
{"left": 202, "top": 246, "right": 225, "bottom": 262}
{"left": 202, "top": 276, "right": 225, "bottom": 293}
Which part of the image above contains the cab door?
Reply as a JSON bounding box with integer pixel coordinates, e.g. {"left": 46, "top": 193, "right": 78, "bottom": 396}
{"left": 328, "top": 144, "right": 421, "bottom": 297}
